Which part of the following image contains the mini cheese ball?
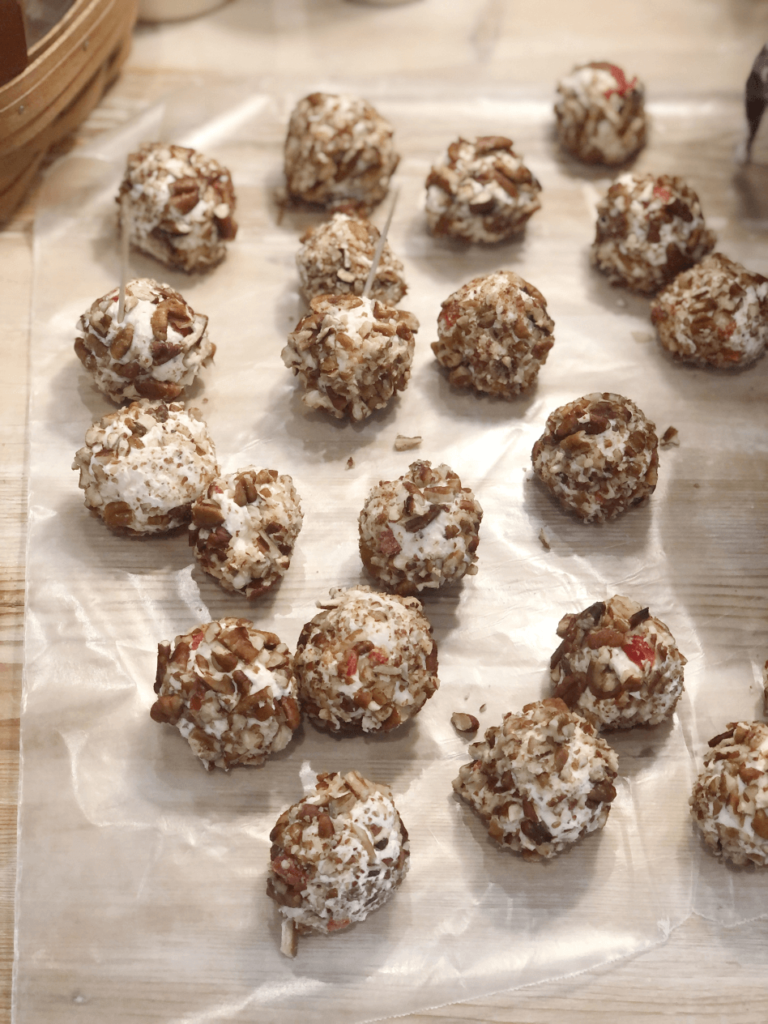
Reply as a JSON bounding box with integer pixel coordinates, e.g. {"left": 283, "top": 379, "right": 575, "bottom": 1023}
{"left": 190, "top": 468, "right": 303, "bottom": 600}
{"left": 72, "top": 399, "right": 218, "bottom": 535}
{"left": 282, "top": 294, "right": 418, "bottom": 421}
{"left": 650, "top": 252, "right": 768, "bottom": 368}
{"left": 358, "top": 460, "right": 483, "bottom": 595}
{"left": 74, "top": 278, "right": 214, "bottom": 403}
{"left": 284, "top": 93, "right": 399, "bottom": 210}
{"left": 267, "top": 770, "right": 410, "bottom": 957}
{"left": 550, "top": 595, "right": 686, "bottom": 731}
{"left": 554, "top": 62, "right": 647, "bottom": 166}
{"left": 118, "top": 143, "right": 237, "bottom": 273}
{"left": 591, "top": 172, "right": 716, "bottom": 294}
{"left": 432, "top": 270, "right": 555, "bottom": 397}
{"left": 453, "top": 698, "right": 619, "bottom": 861}
{"left": 531, "top": 392, "right": 658, "bottom": 523}
{"left": 294, "top": 586, "right": 439, "bottom": 734}
{"left": 690, "top": 721, "right": 768, "bottom": 867}
{"left": 296, "top": 212, "right": 407, "bottom": 305}
{"left": 150, "top": 617, "right": 300, "bottom": 771}
{"left": 425, "top": 136, "right": 541, "bottom": 243}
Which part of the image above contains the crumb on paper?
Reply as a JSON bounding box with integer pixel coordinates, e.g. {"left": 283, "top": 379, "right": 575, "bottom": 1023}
{"left": 615, "top": 297, "right": 627, "bottom": 308}
{"left": 631, "top": 331, "right": 653, "bottom": 344}
{"left": 660, "top": 426, "right": 680, "bottom": 448}
{"left": 479, "top": 703, "right": 487, "bottom": 713}
{"left": 451, "top": 711, "right": 479, "bottom": 733}
{"left": 539, "top": 528, "right": 551, "bottom": 551}
{"left": 394, "top": 435, "right": 422, "bottom": 451}
{"left": 346, "top": 456, "right": 355, "bottom": 470}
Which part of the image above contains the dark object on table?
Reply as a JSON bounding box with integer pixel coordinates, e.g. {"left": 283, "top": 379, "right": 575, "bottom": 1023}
{"left": 0, "top": 0, "right": 28, "bottom": 87}
{"left": 744, "top": 44, "right": 768, "bottom": 163}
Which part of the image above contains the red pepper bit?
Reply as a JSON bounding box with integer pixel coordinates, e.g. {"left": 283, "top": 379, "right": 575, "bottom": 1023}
{"left": 346, "top": 651, "right": 358, "bottom": 677}
{"left": 439, "top": 301, "right": 462, "bottom": 329}
{"left": 653, "top": 184, "right": 672, "bottom": 202}
{"left": 327, "top": 917, "right": 351, "bottom": 932}
{"left": 368, "top": 650, "right": 388, "bottom": 665}
{"left": 590, "top": 61, "right": 637, "bottom": 99}
{"left": 190, "top": 631, "right": 204, "bottom": 650}
{"left": 622, "top": 635, "right": 656, "bottom": 667}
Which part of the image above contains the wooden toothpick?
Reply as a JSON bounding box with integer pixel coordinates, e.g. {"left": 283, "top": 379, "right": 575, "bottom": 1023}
{"left": 117, "top": 194, "right": 130, "bottom": 323}
{"left": 362, "top": 187, "right": 400, "bottom": 300}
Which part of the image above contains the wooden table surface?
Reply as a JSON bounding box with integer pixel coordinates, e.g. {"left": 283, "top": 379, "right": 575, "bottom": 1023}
{"left": 3, "top": 1, "right": 768, "bottom": 1020}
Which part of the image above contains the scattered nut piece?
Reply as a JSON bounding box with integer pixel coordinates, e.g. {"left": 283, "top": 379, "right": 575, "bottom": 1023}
{"left": 451, "top": 712, "right": 479, "bottom": 733}
{"left": 280, "top": 919, "right": 298, "bottom": 958}
{"left": 346, "top": 456, "right": 355, "bottom": 470}
{"left": 539, "top": 528, "right": 551, "bottom": 551}
{"left": 395, "top": 435, "right": 422, "bottom": 451}
{"left": 479, "top": 703, "right": 487, "bottom": 713}
{"left": 660, "top": 426, "right": 680, "bottom": 448}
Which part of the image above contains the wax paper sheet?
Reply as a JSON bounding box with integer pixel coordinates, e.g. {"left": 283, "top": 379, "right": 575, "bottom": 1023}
{"left": 17, "top": 80, "right": 768, "bottom": 1022}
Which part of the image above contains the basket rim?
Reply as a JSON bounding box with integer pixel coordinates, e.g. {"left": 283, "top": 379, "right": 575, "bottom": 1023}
{"left": 0, "top": 0, "right": 137, "bottom": 154}
{"left": 0, "top": 0, "right": 130, "bottom": 109}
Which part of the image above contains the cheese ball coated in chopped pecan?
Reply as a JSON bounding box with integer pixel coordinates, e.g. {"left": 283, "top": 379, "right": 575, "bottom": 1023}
{"left": 190, "top": 468, "right": 303, "bottom": 600}
{"left": 282, "top": 294, "right": 418, "bottom": 421}
{"left": 294, "top": 586, "right": 439, "bottom": 734}
{"left": 296, "top": 212, "right": 407, "bottom": 305}
{"left": 151, "top": 617, "right": 300, "bottom": 771}
{"left": 358, "top": 460, "right": 483, "bottom": 595}
{"left": 531, "top": 392, "right": 658, "bottom": 523}
{"left": 433, "top": 270, "right": 555, "bottom": 396}
{"left": 284, "top": 93, "right": 399, "bottom": 210}
{"left": 650, "top": 252, "right": 768, "bottom": 368}
{"left": 268, "top": 770, "right": 410, "bottom": 956}
{"left": 425, "top": 136, "right": 542, "bottom": 243}
{"left": 551, "top": 595, "right": 686, "bottom": 730}
{"left": 72, "top": 399, "right": 218, "bottom": 535}
{"left": 74, "top": 278, "right": 215, "bottom": 404}
{"left": 555, "top": 62, "right": 647, "bottom": 166}
{"left": 591, "top": 172, "right": 715, "bottom": 294}
{"left": 453, "top": 698, "right": 619, "bottom": 861}
{"left": 690, "top": 721, "right": 768, "bottom": 867}
{"left": 118, "top": 143, "right": 237, "bottom": 273}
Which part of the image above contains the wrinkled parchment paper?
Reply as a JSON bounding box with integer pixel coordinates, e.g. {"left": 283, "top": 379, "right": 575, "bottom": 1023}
{"left": 18, "top": 81, "right": 768, "bottom": 1023}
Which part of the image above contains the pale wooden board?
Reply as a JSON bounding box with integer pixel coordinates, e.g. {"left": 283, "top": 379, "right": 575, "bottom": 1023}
{"left": 2, "top": 1, "right": 768, "bottom": 1020}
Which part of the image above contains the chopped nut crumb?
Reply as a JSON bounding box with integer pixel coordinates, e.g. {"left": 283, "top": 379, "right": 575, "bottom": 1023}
{"left": 539, "top": 528, "right": 551, "bottom": 551}
{"left": 346, "top": 456, "right": 355, "bottom": 469}
{"left": 479, "top": 703, "right": 487, "bottom": 713}
{"left": 451, "top": 711, "right": 479, "bottom": 733}
{"left": 660, "top": 426, "right": 679, "bottom": 448}
{"left": 280, "top": 919, "right": 298, "bottom": 958}
{"left": 394, "top": 435, "right": 422, "bottom": 451}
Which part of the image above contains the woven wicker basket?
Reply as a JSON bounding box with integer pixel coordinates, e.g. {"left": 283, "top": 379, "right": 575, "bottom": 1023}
{"left": 0, "top": 0, "right": 138, "bottom": 223}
